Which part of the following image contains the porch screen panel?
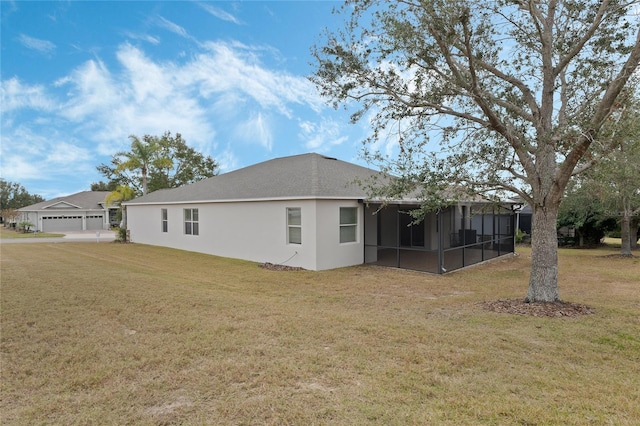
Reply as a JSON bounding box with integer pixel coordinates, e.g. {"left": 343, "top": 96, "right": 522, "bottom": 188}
{"left": 398, "top": 249, "right": 439, "bottom": 273}
{"left": 442, "top": 247, "right": 464, "bottom": 272}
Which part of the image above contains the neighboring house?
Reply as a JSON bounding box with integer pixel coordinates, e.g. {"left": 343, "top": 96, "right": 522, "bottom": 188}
{"left": 515, "top": 203, "right": 533, "bottom": 235}
{"left": 125, "top": 153, "right": 516, "bottom": 273}
{"left": 18, "top": 191, "right": 118, "bottom": 232}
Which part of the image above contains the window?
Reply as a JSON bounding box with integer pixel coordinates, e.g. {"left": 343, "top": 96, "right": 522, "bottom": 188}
{"left": 184, "top": 208, "right": 199, "bottom": 235}
{"left": 287, "top": 207, "right": 301, "bottom": 244}
{"left": 161, "top": 209, "right": 168, "bottom": 232}
{"left": 339, "top": 207, "right": 358, "bottom": 243}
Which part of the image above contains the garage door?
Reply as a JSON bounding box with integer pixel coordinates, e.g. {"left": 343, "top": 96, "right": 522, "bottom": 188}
{"left": 86, "top": 215, "right": 104, "bottom": 230}
{"left": 42, "top": 216, "right": 82, "bottom": 232}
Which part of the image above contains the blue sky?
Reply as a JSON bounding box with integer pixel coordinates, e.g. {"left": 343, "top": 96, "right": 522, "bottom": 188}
{"left": 1, "top": 1, "right": 385, "bottom": 199}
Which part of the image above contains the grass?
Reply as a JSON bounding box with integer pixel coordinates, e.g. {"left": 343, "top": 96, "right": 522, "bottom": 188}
{"left": 1, "top": 242, "right": 639, "bottom": 425}
{"left": 0, "top": 227, "right": 64, "bottom": 239}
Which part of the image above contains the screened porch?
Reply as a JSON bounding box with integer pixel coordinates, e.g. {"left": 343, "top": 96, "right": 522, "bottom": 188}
{"left": 364, "top": 203, "right": 515, "bottom": 274}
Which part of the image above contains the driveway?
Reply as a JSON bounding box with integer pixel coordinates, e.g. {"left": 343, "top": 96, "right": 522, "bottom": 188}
{"left": 0, "top": 230, "right": 117, "bottom": 244}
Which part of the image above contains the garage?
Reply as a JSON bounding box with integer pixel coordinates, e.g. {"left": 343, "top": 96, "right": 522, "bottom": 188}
{"left": 86, "top": 215, "right": 105, "bottom": 230}
{"left": 18, "top": 191, "right": 114, "bottom": 233}
{"left": 42, "top": 216, "right": 82, "bottom": 232}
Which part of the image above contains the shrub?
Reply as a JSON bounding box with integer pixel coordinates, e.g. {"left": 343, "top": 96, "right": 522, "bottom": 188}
{"left": 115, "top": 227, "right": 128, "bottom": 242}
{"left": 17, "top": 221, "right": 34, "bottom": 233}
{"left": 515, "top": 229, "right": 529, "bottom": 244}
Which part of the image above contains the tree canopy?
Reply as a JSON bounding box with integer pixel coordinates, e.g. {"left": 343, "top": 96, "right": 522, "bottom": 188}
{"left": 0, "top": 179, "right": 45, "bottom": 211}
{"left": 576, "top": 82, "right": 640, "bottom": 254}
{"left": 312, "top": 0, "right": 640, "bottom": 302}
{"left": 96, "top": 132, "right": 219, "bottom": 196}
{"left": 557, "top": 178, "right": 618, "bottom": 246}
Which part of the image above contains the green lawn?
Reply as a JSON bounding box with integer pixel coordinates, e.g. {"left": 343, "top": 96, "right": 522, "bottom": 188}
{"left": 0, "top": 227, "right": 64, "bottom": 239}
{"left": 1, "top": 243, "right": 638, "bottom": 425}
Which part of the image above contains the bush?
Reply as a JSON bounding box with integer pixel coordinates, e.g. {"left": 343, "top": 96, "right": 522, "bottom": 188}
{"left": 515, "top": 229, "right": 529, "bottom": 244}
{"left": 17, "top": 221, "right": 34, "bottom": 233}
{"left": 115, "top": 227, "right": 128, "bottom": 242}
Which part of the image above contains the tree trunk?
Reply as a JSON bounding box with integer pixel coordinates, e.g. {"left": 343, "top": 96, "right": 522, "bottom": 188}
{"left": 121, "top": 206, "right": 127, "bottom": 229}
{"left": 620, "top": 213, "right": 631, "bottom": 256}
{"left": 526, "top": 206, "right": 560, "bottom": 302}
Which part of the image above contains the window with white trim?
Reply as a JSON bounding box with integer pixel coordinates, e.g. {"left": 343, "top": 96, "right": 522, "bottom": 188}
{"left": 184, "top": 208, "right": 199, "bottom": 235}
{"left": 339, "top": 207, "right": 358, "bottom": 243}
{"left": 287, "top": 207, "right": 301, "bottom": 244}
{"left": 161, "top": 208, "right": 168, "bottom": 232}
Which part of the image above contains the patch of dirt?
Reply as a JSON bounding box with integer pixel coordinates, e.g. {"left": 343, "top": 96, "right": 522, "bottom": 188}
{"left": 259, "top": 262, "right": 305, "bottom": 271}
{"left": 145, "top": 396, "right": 192, "bottom": 416}
{"left": 597, "top": 253, "right": 635, "bottom": 259}
{"left": 481, "top": 299, "right": 595, "bottom": 317}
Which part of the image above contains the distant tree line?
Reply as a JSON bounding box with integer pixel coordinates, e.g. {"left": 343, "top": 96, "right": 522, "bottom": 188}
{"left": 0, "top": 179, "right": 45, "bottom": 225}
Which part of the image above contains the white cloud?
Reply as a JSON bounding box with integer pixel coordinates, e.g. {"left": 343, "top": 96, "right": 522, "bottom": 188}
{"left": 0, "top": 154, "right": 42, "bottom": 181}
{"left": 300, "top": 118, "right": 349, "bottom": 151}
{"left": 117, "top": 43, "right": 174, "bottom": 102}
{"left": 198, "top": 3, "right": 243, "bottom": 25}
{"left": 234, "top": 112, "right": 273, "bottom": 150}
{"left": 156, "top": 16, "right": 190, "bottom": 39}
{"left": 17, "top": 34, "right": 56, "bottom": 54}
{"left": 1, "top": 78, "right": 54, "bottom": 112}
{"left": 0, "top": 127, "right": 93, "bottom": 186}
{"left": 2, "top": 38, "right": 331, "bottom": 192}
{"left": 122, "top": 31, "right": 160, "bottom": 45}
{"left": 216, "top": 148, "right": 239, "bottom": 172}
{"left": 186, "top": 41, "right": 323, "bottom": 117}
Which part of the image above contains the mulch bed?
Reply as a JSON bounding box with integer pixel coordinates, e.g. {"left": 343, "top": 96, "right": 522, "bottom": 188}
{"left": 481, "top": 299, "right": 595, "bottom": 317}
{"left": 259, "top": 262, "right": 305, "bottom": 271}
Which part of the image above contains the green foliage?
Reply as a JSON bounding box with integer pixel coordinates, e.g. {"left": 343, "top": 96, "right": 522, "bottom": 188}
{"left": 515, "top": 229, "right": 529, "bottom": 244}
{"left": 105, "top": 185, "right": 136, "bottom": 229}
{"left": 572, "top": 80, "right": 640, "bottom": 253}
{"left": 90, "top": 181, "right": 117, "bottom": 192}
{"left": 17, "top": 221, "right": 34, "bottom": 233}
{"left": 0, "top": 179, "right": 45, "bottom": 210}
{"left": 558, "top": 180, "right": 617, "bottom": 246}
{"left": 97, "top": 131, "right": 218, "bottom": 196}
{"left": 115, "top": 227, "right": 128, "bottom": 242}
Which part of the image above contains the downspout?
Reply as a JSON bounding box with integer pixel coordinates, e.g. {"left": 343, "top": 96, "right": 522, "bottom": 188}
{"left": 396, "top": 206, "right": 400, "bottom": 267}
{"left": 437, "top": 210, "right": 443, "bottom": 273}
{"left": 361, "top": 200, "right": 366, "bottom": 265}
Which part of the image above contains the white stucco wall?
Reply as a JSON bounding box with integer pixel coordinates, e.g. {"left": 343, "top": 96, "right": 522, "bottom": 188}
{"left": 126, "top": 199, "right": 365, "bottom": 271}
{"left": 314, "top": 200, "right": 364, "bottom": 270}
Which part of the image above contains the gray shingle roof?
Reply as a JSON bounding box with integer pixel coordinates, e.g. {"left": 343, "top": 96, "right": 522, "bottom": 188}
{"left": 126, "top": 153, "right": 383, "bottom": 205}
{"left": 19, "top": 191, "right": 111, "bottom": 211}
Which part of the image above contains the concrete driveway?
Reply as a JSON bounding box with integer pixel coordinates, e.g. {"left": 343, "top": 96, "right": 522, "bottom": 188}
{"left": 0, "top": 230, "right": 117, "bottom": 244}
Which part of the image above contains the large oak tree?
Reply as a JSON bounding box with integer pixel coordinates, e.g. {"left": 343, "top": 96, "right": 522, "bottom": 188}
{"left": 312, "top": 0, "right": 640, "bottom": 302}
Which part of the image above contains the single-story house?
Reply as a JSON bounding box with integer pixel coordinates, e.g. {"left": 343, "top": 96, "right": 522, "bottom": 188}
{"left": 18, "top": 191, "right": 118, "bottom": 232}
{"left": 125, "top": 153, "right": 516, "bottom": 273}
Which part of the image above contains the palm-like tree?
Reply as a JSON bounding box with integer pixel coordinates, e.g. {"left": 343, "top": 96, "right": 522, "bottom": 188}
{"left": 105, "top": 185, "right": 136, "bottom": 231}
{"left": 116, "top": 136, "right": 157, "bottom": 195}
